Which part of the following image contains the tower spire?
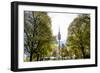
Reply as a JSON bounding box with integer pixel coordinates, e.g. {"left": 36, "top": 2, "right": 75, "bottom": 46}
{"left": 58, "top": 27, "right": 61, "bottom": 40}
{"left": 58, "top": 26, "right": 61, "bottom": 58}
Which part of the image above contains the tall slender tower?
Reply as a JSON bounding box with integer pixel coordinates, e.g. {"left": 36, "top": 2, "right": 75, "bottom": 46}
{"left": 58, "top": 27, "right": 61, "bottom": 57}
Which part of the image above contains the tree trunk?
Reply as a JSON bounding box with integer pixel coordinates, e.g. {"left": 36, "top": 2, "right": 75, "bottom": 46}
{"left": 37, "top": 54, "right": 39, "bottom": 61}
{"left": 81, "top": 46, "right": 85, "bottom": 58}
{"left": 30, "top": 51, "right": 33, "bottom": 61}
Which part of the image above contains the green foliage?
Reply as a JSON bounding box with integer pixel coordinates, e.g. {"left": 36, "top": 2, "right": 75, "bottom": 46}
{"left": 24, "top": 11, "right": 53, "bottom": 61}
{"left": 66, "top": 14, "right": 90, "bottom": 59}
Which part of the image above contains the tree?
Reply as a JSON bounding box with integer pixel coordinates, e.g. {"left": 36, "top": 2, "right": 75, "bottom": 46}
{"left": 66, "top": 14, "right": 90, "bottom": 59}
{"left": 24, "top": 11, "right": 34, "bottom": 61}
{"left": 24, "top": 11, "right": 53, "bottom": 61}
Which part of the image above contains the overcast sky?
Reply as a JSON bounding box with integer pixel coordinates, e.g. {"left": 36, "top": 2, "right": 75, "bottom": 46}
{"left": 48, "top": 12, "right": 78, "bottom": 42}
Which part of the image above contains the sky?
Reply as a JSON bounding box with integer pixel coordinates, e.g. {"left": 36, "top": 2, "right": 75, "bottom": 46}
{"left": 48, "top": 12, "right": 78, "bottom": 42}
